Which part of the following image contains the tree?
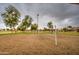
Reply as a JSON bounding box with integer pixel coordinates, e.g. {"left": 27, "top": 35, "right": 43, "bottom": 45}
{"left": 18, "top": 15, "right": 32, "bottom": 31}
{"left": 63, "top": 27, "right": 67, "bottom": 32}
{"left": 1, "top": 5, "right": 20, "bottom": 32}
{"left": 47, "top": 21, "right": 53, "bottom": 32}
{"left": 31, "top": 23, "right": 38, "bottom": 31}
{"left": 67, "top": 26, "right": 73, "bottom": 31}
{"left": 67, "top": 26, "right": 72, "bottom": 28}
{"left": 77, "top": 29, "right": 79, "bottom": 32}
{"left": 43, "top": 27, "right": 49, "bottom": 31}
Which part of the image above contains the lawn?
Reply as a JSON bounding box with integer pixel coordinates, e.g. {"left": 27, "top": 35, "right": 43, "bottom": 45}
{"left": 0, "top": 31, "right": 79, "bottom": 55}
{"left": 0, "top": 31, "right": 79, "bottom": 35}
{"left": 57, "top": 32, "right": 79, "bottom": 36}
{"left": 0, "top": 31, "right": 52, "bottom": 35}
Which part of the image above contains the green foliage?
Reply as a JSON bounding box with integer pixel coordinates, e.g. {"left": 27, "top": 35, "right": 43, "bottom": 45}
{"left": 1, "top": 5, "right": 20, "bottom": 29}
{"left": 31, "top": 23, "right": 38, "bottom": 30}
{"left": 18, "top": 15, "right": 32, "bottom": 31}
{"left": 67, "top": 26, "right": 72, "bottom": 28}
{"left": 76, "top": 29, "right": 79, "bottom": 32}
{"left": 43, "top": 27, "right": 50, "bottom": 31}
{"left": 67, "top": 26, "right": 73, "bottom": 31}
{"left": 47, "top": 21, "right": 53, "bottom": 32}
{"left": 63, "top": 27, "right": 67, "bottom": 32}
{"left": 47, "top": 21, "right": 53, "bottom": 29}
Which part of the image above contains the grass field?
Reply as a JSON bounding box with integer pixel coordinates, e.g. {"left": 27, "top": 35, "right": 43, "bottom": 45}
{"left": 0, "top": 31, "right": 79, "bottom": 55}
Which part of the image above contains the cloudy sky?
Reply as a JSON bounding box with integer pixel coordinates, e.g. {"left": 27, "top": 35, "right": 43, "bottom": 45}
{"left": 0, "top": 3, "right": 79, "bottom": 29}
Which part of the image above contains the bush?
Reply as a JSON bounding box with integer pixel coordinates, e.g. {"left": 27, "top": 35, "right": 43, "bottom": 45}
{"left": 77, "top": 29, "right": 79, "bottom": 32}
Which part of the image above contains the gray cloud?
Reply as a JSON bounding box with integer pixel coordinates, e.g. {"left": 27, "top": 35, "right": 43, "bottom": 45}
{"left": 18, "top": 3, "right": 79, "bottom": 19}
{"left": 0, "top": 3, "right": 79, "bottom": 29}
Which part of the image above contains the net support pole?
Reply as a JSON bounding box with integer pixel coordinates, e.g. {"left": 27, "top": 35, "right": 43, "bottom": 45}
{"left": 55, "top": 25, "right": 57, "bottom": 46}
{"left": 37, "top": 14, "right": 39, "bottom": 34}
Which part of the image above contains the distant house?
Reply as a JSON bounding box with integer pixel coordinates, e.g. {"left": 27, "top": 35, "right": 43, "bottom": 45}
{"left": 62, "top": 26, "right": 79, "bottom": 32}
{"left": 72, "top": 27, "right": 79, "bottom": 32}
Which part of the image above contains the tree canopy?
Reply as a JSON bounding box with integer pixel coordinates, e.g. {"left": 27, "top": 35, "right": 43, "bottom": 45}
{"left": 47, "top": 21, "right": 53, "bottom": 29}
{"left": 18, "top": 15, "right": 32, "bottom": 31}
{"left": 1, "top": 5, "right": 20, "bottom": 29}
{"left": 31, "top": 23, "right": 38, "bottom": 30}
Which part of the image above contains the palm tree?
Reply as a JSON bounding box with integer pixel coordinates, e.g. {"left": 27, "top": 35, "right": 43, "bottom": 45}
{"left": 1, "top": 5, "right": 20, "bottom": 32}
{"left": 18, "top": 15, "right": 32, "bottom": 31}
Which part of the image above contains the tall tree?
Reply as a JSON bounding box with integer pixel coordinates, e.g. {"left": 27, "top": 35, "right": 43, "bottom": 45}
{"left": 47, "top": 21, "right": 53, "bottom": 32}
{"left": 63, "top": 27, "right": 67, "bottom": 32}
{"left": 1, "top": 5, "right": 20, "bottom": 31}
{"left": 31, "top": 23, "right": 38, "bottom": 31}
{"left": 18, "top": 15, "right": 32, "bottom": 31}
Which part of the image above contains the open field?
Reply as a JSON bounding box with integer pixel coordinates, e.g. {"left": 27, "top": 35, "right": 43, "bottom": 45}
{"left": 0, "top": 31, "right": 79, "bottom": 55}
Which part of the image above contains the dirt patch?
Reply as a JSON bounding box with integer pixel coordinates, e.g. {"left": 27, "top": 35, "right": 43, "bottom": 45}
{"left": 0, "top": 34, "right": 79, "bottom": 55}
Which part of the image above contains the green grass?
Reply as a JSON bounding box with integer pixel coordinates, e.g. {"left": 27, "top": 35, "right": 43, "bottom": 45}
{"left": 0, "top": 31, "right": 53, "bottom": 35}
{"left": 57, "top": 32, "right": 79, "bottom": 36}
{"left": 0, "top": 31, "right": 79, "bottom": 36}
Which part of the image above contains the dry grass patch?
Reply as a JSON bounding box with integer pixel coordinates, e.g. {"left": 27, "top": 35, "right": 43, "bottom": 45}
{"left": 0, "top": 34, "right": 79, "bottom": 55}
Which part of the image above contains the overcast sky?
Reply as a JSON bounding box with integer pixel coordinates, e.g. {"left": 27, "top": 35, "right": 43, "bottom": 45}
{"left": 0, "top": 3, "right": 79, "bottom": 29}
